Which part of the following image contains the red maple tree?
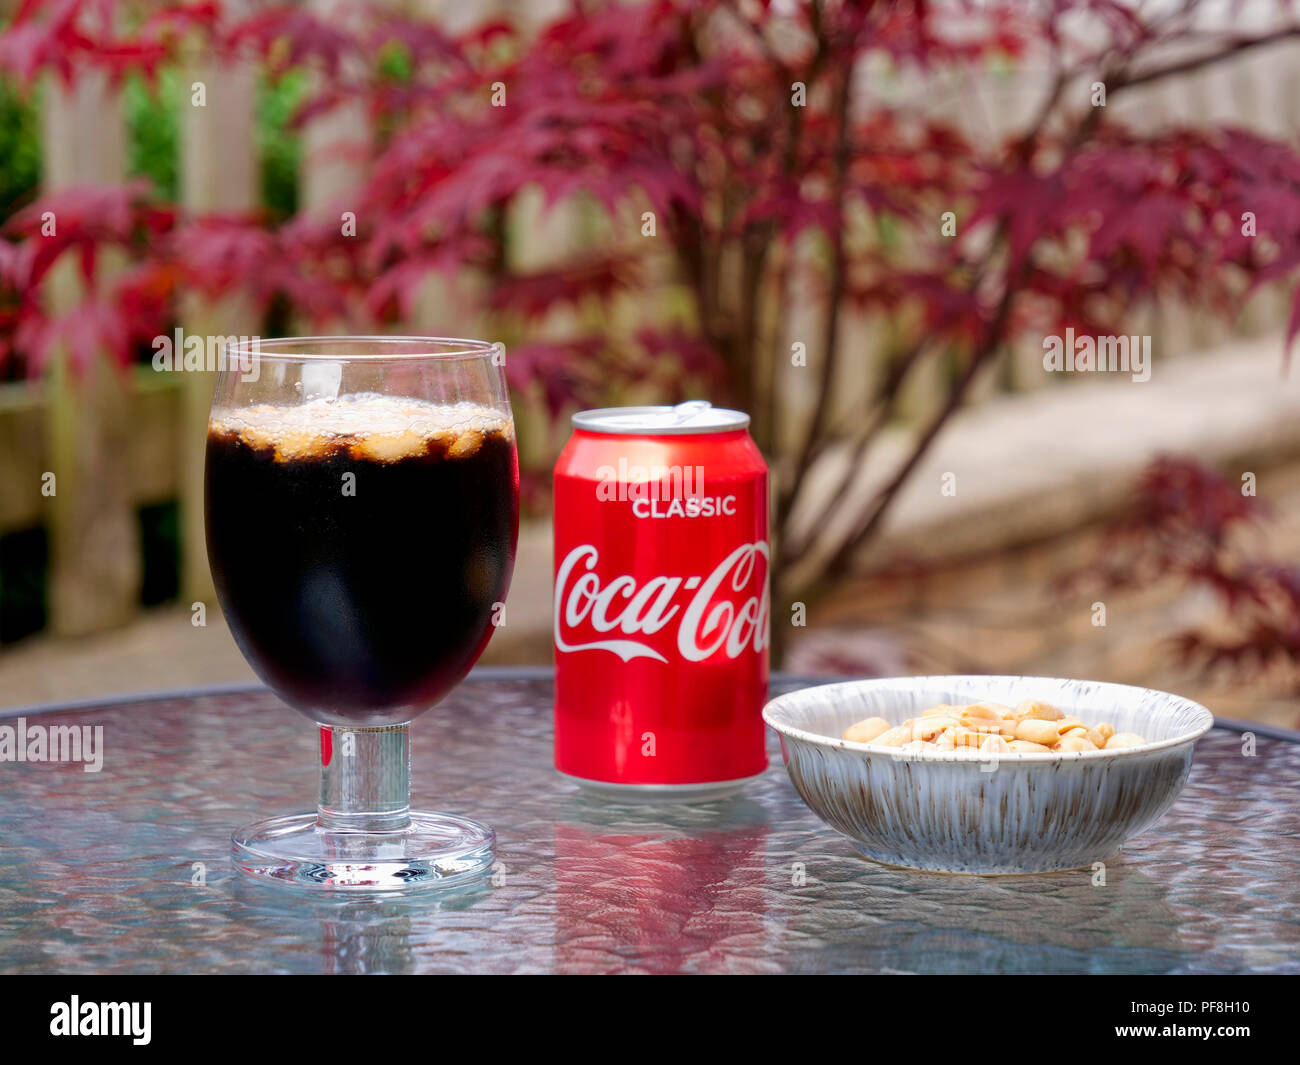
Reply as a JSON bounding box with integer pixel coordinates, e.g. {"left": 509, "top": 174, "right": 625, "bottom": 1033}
{"left": 3, "top": 0, "right": 1300, "bottom": 679}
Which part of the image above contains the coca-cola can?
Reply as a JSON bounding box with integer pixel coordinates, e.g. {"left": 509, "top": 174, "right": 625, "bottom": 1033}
{"left": 553, "top": 401, "right": 770, "bottom": 799}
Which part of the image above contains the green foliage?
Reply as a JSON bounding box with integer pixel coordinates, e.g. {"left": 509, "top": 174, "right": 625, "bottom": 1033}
{"left": 125, "top": 71, "right": 179, "bottom": 199}
{"left": 0, "top": 80, "right": 41, "bottom": 214}
{"left": 376, "top": 41, "right": 413, "bottom": 82}
{"left": 258, "top": 70, "right": 306, "bottom": 219}
{"left": 0, "top": 67, "right": 304, "bottom": 214}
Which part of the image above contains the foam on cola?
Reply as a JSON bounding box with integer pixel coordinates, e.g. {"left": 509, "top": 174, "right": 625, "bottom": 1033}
{"left": 205, "top": 394, "right": 519, "bottom": 727}
{"left": 209, "top": 393, "right": 509, "bottom": 461}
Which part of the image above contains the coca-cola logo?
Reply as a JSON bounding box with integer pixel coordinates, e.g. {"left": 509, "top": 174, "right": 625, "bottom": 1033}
{"left": 554, "top": 542, "right": 770, "bottom": 663}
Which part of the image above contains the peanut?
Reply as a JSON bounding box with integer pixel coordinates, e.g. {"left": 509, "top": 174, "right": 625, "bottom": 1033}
{"left": 1017, "top": 699, "right": 1064, "bottom": 721}
{"left": 912, "top": 716, "right": 960, "bottom": 741}
{"left": 871, "top": 725, "right": 914, "bottom": 747}
{"left": 850, "top": 700, "right": 1143, "bottom": 754}
{"left": 963, "top": 702, "right": 1001, "bottom": 722}
{"left": 947, "top": 727, "right": 985, "bottom": 749}
{"left": 1014, "top": 719, "right": 1062, "bottom": 746}
{"left": 843, "top": 717, "right": 892, "bottom": 743}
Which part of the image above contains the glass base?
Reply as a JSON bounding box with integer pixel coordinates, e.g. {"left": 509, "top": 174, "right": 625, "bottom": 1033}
{"left": 232, "top": 811, "right": 495, "bottom": 892}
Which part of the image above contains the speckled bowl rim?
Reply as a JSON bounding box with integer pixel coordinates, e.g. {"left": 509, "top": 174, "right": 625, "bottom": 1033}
{"left": 763, "top": 675, "right": 1214, "bottom": 763}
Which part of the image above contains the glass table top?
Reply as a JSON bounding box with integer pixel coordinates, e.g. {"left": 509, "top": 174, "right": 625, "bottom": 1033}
{"left": 1, "top": 669, "right": 1296, "bottom": 974}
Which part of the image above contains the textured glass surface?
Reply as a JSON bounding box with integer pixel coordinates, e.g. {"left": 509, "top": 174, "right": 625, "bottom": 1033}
{"left": 0, "top": 672, "right": 1296, "bottom": 973}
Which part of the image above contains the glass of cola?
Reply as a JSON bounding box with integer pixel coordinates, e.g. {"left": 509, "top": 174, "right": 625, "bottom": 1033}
{"left": 205, "top": 337, "right": 518, "bottom": 890}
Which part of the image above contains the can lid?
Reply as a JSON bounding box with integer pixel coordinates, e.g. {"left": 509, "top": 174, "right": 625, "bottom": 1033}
{"left": 572, "top": 401, "right": 749, "bottom": 435}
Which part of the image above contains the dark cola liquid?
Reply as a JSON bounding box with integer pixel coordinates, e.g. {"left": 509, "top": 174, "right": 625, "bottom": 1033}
{"left": 205, "top": 396, "right": 518, "bottom": 726}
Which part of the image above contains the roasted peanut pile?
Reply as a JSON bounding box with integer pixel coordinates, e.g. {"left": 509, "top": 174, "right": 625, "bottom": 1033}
{"left": 842, "top": 699, "right": 1146, "bottom": 753}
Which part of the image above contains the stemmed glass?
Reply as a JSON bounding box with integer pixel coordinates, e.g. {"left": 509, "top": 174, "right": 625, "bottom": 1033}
{"left": 205, "top": 337, "right": 518, "bottom": 890}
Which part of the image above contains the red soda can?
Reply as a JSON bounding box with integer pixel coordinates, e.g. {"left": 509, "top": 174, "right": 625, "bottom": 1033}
{"left": 553, "top": 401, "right": 770, "bottom": 799}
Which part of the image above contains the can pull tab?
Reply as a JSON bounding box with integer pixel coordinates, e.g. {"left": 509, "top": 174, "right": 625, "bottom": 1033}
{"left": 670, "top": 400, "right": 712, "bottom": 424}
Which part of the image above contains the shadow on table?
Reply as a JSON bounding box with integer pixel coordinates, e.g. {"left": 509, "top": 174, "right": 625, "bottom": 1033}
{"left": 547, "top": 794, "right": 1188, "bottom": 974}
{"left": 225, "top": 874, "right": 493, "bottom": 974}
{"left": 773, "top": 855, "right": 1187, "bottom": 974}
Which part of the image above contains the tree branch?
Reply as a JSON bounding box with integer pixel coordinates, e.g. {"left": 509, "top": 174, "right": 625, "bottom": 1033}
{"left": 781, "top": 55, "right": 855, "bottom": 525}
{"left": 1113, "top": 27, "right": 1300, "bottom": 93}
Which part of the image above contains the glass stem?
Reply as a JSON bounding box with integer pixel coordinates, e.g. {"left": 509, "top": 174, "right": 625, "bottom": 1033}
{"left": 318, "top": 723, "right": 412, "bottom": 833}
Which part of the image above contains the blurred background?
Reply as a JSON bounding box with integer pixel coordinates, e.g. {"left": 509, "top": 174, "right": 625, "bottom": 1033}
{"left": 2, "top": 0, "right": 1299, "bottom": 728}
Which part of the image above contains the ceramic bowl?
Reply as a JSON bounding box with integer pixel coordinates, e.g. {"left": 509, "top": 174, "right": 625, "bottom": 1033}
{"left": 763, "top": 675, "right": 1213, "bottom": 874}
